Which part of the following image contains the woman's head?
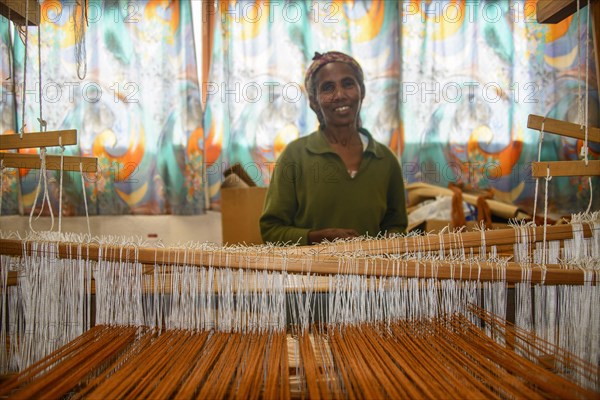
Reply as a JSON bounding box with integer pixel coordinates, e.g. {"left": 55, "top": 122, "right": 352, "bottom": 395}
{"left": 304, "top": 51, "right": 365, "bottom": 128}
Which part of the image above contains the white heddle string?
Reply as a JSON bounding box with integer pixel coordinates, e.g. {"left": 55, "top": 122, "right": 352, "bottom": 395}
{"left": 28, "top": 148, "right": 54, "bottom": 232}
{"left": 58, "top": 136, "right": 65, "bottom": 232}
{"left": 79, "top": 162, "right": 91, "bottom": 235}
{"left": 532, "top": 120, "right": 545, "bottom": 220}
{"left": 583, "top": 5, "right": 589, "bottom": 161}
{"left": 586, "top": 178, "right": 593, "bottom": 213}
{"left": 37, "top": 16, "right": 46, "bottom": 132}
{"left": 75, "top": 0, "right": 88, "bottom": 79}
{"left": 576, "top": 0, "right": 584, "bottom": 128}
{"left": 582, "top": 4, "right": 593, "bottom": 213}
{"left": 19, "top": 0, "right": 30, "bottom": 137}
{"left": 542, "top": 165, "right": 552, "bottom": 265}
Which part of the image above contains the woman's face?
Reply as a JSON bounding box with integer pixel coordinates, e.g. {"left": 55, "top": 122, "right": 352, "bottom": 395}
{"left": 314, "top": 62, "right": 363, "bottom": 129}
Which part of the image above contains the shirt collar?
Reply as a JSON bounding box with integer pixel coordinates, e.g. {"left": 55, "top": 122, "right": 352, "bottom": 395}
{"left": 306, "top": 128, "right": 384, "bottom": 159}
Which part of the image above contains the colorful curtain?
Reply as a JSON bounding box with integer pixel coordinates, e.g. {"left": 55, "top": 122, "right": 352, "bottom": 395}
{"left": 401, "top": 0, "right": 599, "bottom": 219}
{"left": 206, "top": 0, "right": 598, "bottom": 218}
{"left": 2, "top": 1, "right": 598, "bottom": 218}
{"left": 205, "top": 0, "right": 403, "bottom": 201}
{"left": 0, "top": 0, "right": 204, "bottom": 216}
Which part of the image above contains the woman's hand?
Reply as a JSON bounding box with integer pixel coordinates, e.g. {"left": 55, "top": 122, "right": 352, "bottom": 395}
{"left": 308, "top": 228, "right": 359, "bottom": 244}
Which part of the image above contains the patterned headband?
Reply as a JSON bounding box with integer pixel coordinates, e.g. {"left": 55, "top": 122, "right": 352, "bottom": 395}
{"left": 304, "top": 51, "right": 365, "bottom": 125}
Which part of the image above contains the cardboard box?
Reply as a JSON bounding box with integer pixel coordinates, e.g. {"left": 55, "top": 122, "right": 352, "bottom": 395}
{"left": 221, "top": 187, "right": 267, "bottom": 245}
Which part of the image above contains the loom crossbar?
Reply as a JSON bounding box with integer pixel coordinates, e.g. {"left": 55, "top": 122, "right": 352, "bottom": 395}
{"left": 1, "top": 222, "right": 598, "bottom": 285}
{"left": 0, "top": 0, "right": 40, "bottom": 25}
{"left": 536, "top": 0, "right": 590, "bottom": 24}
{"left": 531, "top": 160, "right": 600, "bottom": 177}
{"left": 527, "top": 114, "right": 600, "bottom": 144}
{"left": 300, "top": 223, "right": 597, "bottom": 256}
{"left": 0, "top": 130, "right": 77, "bottom": 150}
{"left": 0, "top": 153, "right": 98, "bottom": 172}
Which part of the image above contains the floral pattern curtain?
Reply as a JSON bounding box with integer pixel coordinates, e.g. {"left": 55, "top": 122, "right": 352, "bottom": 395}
{"left": 1, "top": 0, "right": 597, "bottom": 218}
{"left": 401, "top": 0, "right": 599, "bottom": 218}
{"left": 0, "top": 0, "right": 203, "bottom": 216}
{"left": 205, "top": 0, "right": 598, "bottom": 218}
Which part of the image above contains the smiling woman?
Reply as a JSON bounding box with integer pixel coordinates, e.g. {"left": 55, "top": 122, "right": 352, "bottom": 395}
{"left": 260, "top": 51, "right": 408, "bottom": 245}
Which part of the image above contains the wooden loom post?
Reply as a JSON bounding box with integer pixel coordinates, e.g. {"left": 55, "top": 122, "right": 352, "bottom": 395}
{"left": 537, "top": 0, "right": 600, "bottom": 90}
{"left": 0, "top": 0, "right": 40, "bottom": 26}
{"left": 527, "top": 115, "right": 600, "bottom": 177}
{"left": 0, "top": 2, "right": 98, "bottom": 210}
{"left": 531, "top": 1, "right": 600, "bottom": 179}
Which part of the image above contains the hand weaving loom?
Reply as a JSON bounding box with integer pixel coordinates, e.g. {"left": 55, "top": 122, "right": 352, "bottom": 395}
{"left": 0, "top": 216, "right": 598, "bottom": 398}
{"left": 1, "top": 1, "right": 600, "bottom": 399}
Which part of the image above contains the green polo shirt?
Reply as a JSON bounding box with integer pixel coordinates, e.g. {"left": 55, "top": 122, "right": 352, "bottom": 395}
{"left": 260, "top": 128, "right": 407, "bottom": 245}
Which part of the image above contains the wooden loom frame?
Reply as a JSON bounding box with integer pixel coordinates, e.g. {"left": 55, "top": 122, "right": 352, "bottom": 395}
{"left": 0, "top": 6, "right": 598, "bottom": 396}
{"left": 0, "top": 130, "right": 97, "bottom": 173}
{"left": 0, "top": 0, "right": 99, "bottom": 208}
{"left": 1, "top": 222, "right": 597, "bottom": 286}
{"left": 0, "top": 3, "right": 597, "bottom": 286}
{"left": 529, "top": 1, "right": 600, "bottom": 179}
{"left": 0, "top": 2, "right": 596, "bottom": 289}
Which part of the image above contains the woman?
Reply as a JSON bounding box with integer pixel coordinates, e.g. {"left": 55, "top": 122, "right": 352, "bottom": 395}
{"left": 260, "top": 51, "right": 407, "bottom": 245}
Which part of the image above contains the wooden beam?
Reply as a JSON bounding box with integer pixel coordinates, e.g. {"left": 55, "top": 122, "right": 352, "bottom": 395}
{"left": 527, "top": 115, "right": 600, "bottom": 143}
{"left": 536, "top": 0, "right": 588, "bottom": 24}
{"left": 531, "top": 160, "right": 600, "bottom": 177}
{"left": 301, "top": 223, "right": 596, "bottom": 257}
{"left": 0, "top": 130, "right": 78, "bottom": 150}
{"left": 0, "top": 153, "right": 98, "bottom": 172}
{"left": 0, "top": 0, "right": 39, "bottom": 26}
{"left": 0, "top": 236, "right": 596, "bottom": 285}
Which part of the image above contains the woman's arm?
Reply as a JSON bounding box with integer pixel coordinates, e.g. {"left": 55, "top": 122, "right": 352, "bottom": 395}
{"left": 380, "top": 157, "right": 408, "bottom": 235}
{"left": 260, "top": 153, "right": 312, "bottom": 245}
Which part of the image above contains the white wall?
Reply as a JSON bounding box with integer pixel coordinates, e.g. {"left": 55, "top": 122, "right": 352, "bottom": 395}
{"left": 0, "top": 212, "right": 222, "bottom": 245}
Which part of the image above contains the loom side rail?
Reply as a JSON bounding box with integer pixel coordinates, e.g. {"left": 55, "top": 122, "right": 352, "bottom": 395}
{"left": 0, "top": 130, "right": 78, "bottom": 150}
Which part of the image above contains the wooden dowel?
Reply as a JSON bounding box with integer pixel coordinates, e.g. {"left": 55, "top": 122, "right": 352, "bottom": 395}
{"left": 536, "top": 0, "right": 588, "bottom": 24}
{"left": 140, "top": 262, "right": 591, "bottom": 286}
{"left": 303, "top": 224, "right": 596, "bottom": 256}
{"left": 531, "top": 160, "right": 600, "bottom": 177}
{"left": 0, "top": 153, "right": 98, "bottom": 172}
{"left": 0, "top": 130, "right": 77, "bottom": 150}
{"left": 2, "top": 223, "right": 595, "bottom": 260}
{"left": 0, "top": 0, "right": 40, "bottom": 26}
{"left": 527, "top": 114, "right": 600, "bottom": 143}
